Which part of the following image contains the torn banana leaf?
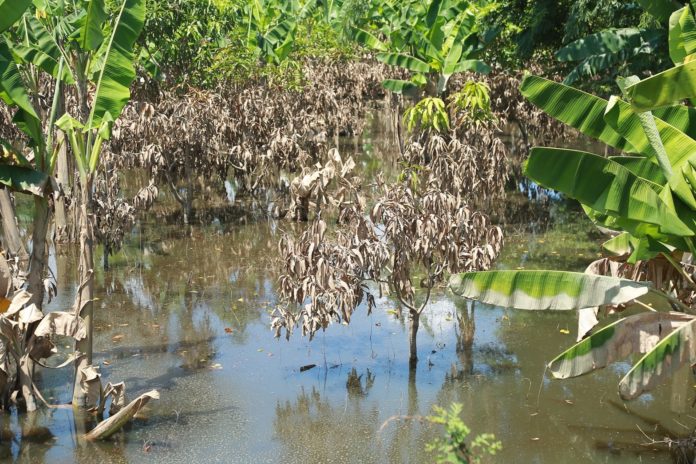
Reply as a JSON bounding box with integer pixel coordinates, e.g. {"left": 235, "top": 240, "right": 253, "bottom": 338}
{"left": 549, "top": 311, "right": 694, "bottom": 379}
{"left": 448, "top": 270, "right": 654, "bottom": 310}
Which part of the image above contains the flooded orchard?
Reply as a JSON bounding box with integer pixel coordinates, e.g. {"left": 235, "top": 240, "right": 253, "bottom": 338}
{"left": 5, "top": 121, "right": 691, "bottom": 463}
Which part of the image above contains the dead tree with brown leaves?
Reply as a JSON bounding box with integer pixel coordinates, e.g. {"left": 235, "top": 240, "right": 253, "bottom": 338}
{"left": 274, "top": 175, "right": 503, "bottom": 367}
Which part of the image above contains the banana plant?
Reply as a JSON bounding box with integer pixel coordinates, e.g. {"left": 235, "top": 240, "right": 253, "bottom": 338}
{"left": 448, "top": 1, "right": 696, "bottom": 401}
{"left": 352, "top": 0, "right": 495, "bottom": 96}
{"left": 15, "top": 0, "right": 146, "bottom": 408}
{"left": 244, "top": 0, "right": 313, "bottom": 65}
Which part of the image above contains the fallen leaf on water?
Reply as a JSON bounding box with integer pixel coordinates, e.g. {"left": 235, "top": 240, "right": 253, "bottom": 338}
{"left": 386, "top": 309, "right": 399, "bottom": 316}
{"left": 564, "top": 399, "right": 574, "bottom": 405}
{"left": 531, "top": 437, "right": 540, "bottom": 441}
{"left": 257, "top": 348, "right": 264, "bottom": 352}
{"left": 559, "top": 329, "right": 570, "bottom": 335}
{"left": 112, "top": 334, "right": 124, "bottom": 342}
{"left": 300, "top": 364, "right": 316, "bottom": 372}
{"left": 103, "top": 360, "right": 111, "bottom": 366}
{"left": 224, "top": 327, "right": 233, "bottom": 334}
{"left": 210, "top": 363, "right": 223, "bottom": 370}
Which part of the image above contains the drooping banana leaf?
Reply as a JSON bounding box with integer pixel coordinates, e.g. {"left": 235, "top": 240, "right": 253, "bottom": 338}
{"left": 520, "top": 75, "right": 636, "bottom": 153}
{"left": 525, "top": 148, "right": 693, "bottom": 237}
{"left": 376, "top": 52, "right": 430, "bottom": 73}
{"left": 549, "top": 312, "right": 694, "bottom": 379}
{"left": 87, "top": 0, "right": 145, "bottom": 130}
{"left": 0, "top": 0, "right": 31, "bottom": 35}
{"left": 619, "top": 316, "right": 696, "bottom": 399}
{"left": 625, "top": 60, "right": 696, "bottom": 111}
{"left": 448, "top": 270, "right": 653, "bottom": 310}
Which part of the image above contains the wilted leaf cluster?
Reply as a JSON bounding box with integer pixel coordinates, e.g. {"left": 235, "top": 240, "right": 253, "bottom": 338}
{"left": 273, "top": 176, "right": 503, "bottom": 340}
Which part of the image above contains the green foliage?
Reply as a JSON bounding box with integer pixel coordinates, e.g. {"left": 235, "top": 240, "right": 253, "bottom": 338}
{"left": 403, "top": 97, "right": 450, "bottom": 133}
{"left": 449, "top": 1, "right": 696, "bottom": 401}
{"left": 426, "top": 403, "right": 501, "bottom": 464}
{"left": 352, "top": 0, "right": 494, "bottom": 96}
{"left": 449, "top": 80, "right": 494, "bottom": 125}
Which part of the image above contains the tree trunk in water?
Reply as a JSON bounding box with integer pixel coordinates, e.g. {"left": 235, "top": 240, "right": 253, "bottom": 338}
{"left": 54, "top": 129, "right": 70, "bottom": 243}
{"left": 27, "top": 196, "right": 50, "bottom": 308}
{"left": 0, "top": 188, "right": 28, "bottom": 259}
{"left": 408, "top": 310, "right": 420, "bottom": 368}
{"left": 73, "top": 177, "right": 95, "bottom": 408}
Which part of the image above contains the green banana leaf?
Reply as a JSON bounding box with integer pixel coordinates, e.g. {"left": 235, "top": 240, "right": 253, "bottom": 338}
{"left": 0, "top": 164, "right": 50, "bottom": 196}
{"left": 520, "top": 75, "right": 636, "bottom": 153}
{"left": 619, "top": 316, "right": 696, "bottom": 399}
{"left": 88, "top": 0, "right": 145, "bottom": 130}
{"left": 601, "top": 232, "right": 632, "bottom": 256}
{"left": 12, "top": 16, "right": 74, "bottom": 83}
{"left": 376, "top": 52, "right": 430, "bottom": 73}
{"left": 78, "top": 0, "right": 107, "bottom": 51}
{"left": 676, "top": 6, "right": 696, "bottom": 58}
{"left": 448, "top": 270, "right": 653, "bottom": 310}
{"left": 0, "top": 42, "right": 41, "bottom": 146}
{"left": 525, "top": 148, "right": 693, "bottom": 237}
{"left": 549, "top": 312, "right": 694, "bottom": 380}
{"left": 0, "top": 0, "right": 31, "bottom": 34}
{"left": 610, "top": 156, "right": 667, "bottom": 185}
{"left": 652, "top": 104, "right": 696, "bottom": 139}
{"left": 626, "top": 60, "right": 696, "bottom": 111}
{"left": 669, "top": 7, "right": 688, "bottom": 64}
{"left": 447, "top": 59, "right": 489, "bottom": 75}
{"left": 382, "top": 79, "right": 420, "bottom": 94}
{"left": 351, "top": 27, "right": 387, "bottom": 51}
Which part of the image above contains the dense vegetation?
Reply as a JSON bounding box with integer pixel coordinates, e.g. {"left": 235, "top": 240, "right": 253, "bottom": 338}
{"left": 0, "top": 0, "right": 694, "bottom": 460}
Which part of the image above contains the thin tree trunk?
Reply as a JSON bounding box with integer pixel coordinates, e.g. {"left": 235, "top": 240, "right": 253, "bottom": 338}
{"left": 27, "top": 196, "right": 50, "bottom": 308}
{"left": 73, "top": 176, "right": 95, "bottom": 408}
{"left": 0, "top": 188, "right": 28, "bottom": 259}
{"left": 408, "top": 309, "right": 420, "bottom": 368}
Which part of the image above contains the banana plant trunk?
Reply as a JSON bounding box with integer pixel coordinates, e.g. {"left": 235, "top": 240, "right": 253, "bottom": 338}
{"left": 73, "top": 176, "right": 95, "bottom": 408}
{"left": 27, "top": 196, "right": 50, "bottom": 308}
{"left": 0, "top": 188, "right": 28, "bottom": 259}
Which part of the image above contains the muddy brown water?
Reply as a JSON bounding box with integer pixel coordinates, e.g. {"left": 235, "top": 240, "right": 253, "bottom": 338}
{"left": 4, "top": 122, "right": 693, "bottom": 463}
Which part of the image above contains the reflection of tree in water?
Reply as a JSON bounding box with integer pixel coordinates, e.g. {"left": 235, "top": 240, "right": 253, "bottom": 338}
{"left": 449, "top": 300, "right": 475, "bottom": 381}
{"left": 273, "top": 384, "right": 381, "bottom": 463}
{"left": 346, "top": 368, "right": 374, "bottom": 398}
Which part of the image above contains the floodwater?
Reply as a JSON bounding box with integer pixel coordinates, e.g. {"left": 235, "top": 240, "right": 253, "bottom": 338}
{"left": 5, "top": 121, "right": 696, "bottom": 463}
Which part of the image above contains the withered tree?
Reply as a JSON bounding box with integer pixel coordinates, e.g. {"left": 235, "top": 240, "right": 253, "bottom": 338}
{"left": 274, "top": 175, "right": 503, "bottom": 366}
